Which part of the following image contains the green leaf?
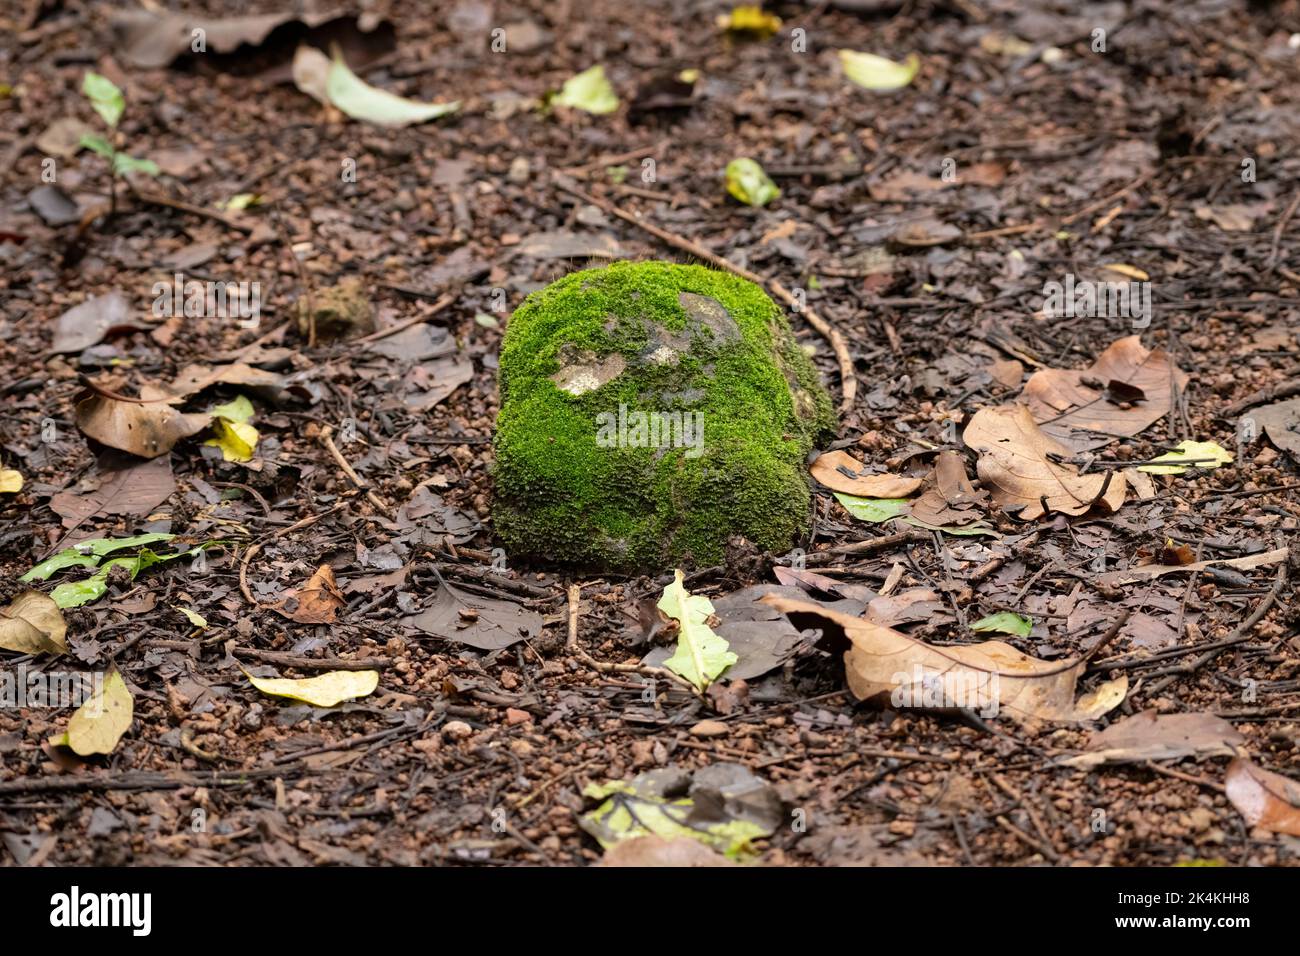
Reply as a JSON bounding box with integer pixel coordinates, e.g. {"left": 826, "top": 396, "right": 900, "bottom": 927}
{"left": 553, "top": 65, "right": 619, "bottom": 115}
{"left": 82, "top": 72, "right": 124, "bottom": 127}
{"left": 657, "top": 569, "right": 737, "bottom": 691}
{"left": 323, "top": 51, "right": 460, "bottom": 127}
{"left": 50, "top": 547, "right": 187, "bottom": 609}
{"left": 579, "top": 777, "right": 772, "bottom": 858}
{"left": 838, "top": 50, "right": 920, "bottom": 91}
{"left": 971, "top": 612, "right": 1033, "bottom": 637}
{"left": 79, "top": 133, "right": 115, "bottom": 157}
{"left": 209, "top": 395, "right": 255, "bottom": 423}
{"left": 112, "top": 152, "right": 160, "bottom": 176}
{"left": 725, "top": 158, "right": 780, "bottom": 207}
{"left": 20, "top": 551, "right": 100, "bottom": 582}
{"left": 20, "top": 533, "right": 175, "bottom": 582}
{"left": 834, "top": 492, "right": 909, "bottom": 523}
{"left": 1138, "top": 440, "right": 1233, "bottom": 475}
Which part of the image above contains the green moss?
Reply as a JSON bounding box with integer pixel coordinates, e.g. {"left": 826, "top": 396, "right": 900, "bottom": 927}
{"left": 493, "top": 260, "right": 836, "bottom": 571}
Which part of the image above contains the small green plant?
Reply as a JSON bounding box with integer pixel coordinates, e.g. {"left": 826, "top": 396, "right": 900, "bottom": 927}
{"left": 79, "top": 72, "right": 159, "bottom": 213}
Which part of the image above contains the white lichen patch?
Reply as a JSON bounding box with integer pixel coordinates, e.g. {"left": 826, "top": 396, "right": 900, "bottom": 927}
{"left": 550, "top": 351, "right": 627, "bottom": 395}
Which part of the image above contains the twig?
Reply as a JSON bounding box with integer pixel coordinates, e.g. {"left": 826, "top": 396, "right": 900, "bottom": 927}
{"left": 353, "top": 292, "right": 455, "bottom": 344}
{"left": 319, "top": 424, "right": 391, "bottom": 517}
{"left": 239, "top": 502, "right": 349, "bottom": 605}
{"left": 131, "top": 187, "right": 254, "bottom": 234}
{"left": 553, "top": 176, "right": 857, "bottom": 414}
{"left": 565, "top": 584, "right": 697, "bottom": 692}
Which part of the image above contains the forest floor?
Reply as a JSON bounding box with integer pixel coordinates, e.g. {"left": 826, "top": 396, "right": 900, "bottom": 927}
{"left": 2, "top": 0, "right": 1300, "bottom": 867}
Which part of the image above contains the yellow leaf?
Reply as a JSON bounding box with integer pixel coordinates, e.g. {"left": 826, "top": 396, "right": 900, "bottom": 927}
{"left": 59, "top": 671, "right": 134, "bottom": 756}
{"left": 205, "top": 419, "right": 259, "bottom": 462}
{"left": 246, "top": 669, "right": 380, "bottom": 707}
{"left": 838, "top": 50, "right": 919, "bottom": 91}
{"left": 1100, "top": 263, "right": 1149, "bottom": 281}
{"left": 1139, "top": 440, "right": 1233, "bottom": 475}
{"left": 0, "top": 468, "right": 22, "bottom": 493}
{"left": 174, "top": 606, "right": 207, "bottom": 628}
{"left": 716, "top": 6, "right": 782, "bottom": 38}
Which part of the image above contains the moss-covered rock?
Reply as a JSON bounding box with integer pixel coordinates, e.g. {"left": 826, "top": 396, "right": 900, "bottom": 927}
{"left": 493, "top": 260, "right": 835, "bottom": 571}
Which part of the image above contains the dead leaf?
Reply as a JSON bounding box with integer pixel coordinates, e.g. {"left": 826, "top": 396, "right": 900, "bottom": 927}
{"left": 1021, "top": 336, "right": 1188, "bottom": 453}
{"left": 1096, "top": 546, "right": 1287, "bottom": 587}
{"left": 810, "top": 450, "right": 923, "bottom": 498}
{"left": 272, "top": 564, "right": 346, "bottom": 624}
{"left": 1194, "top": 205, "right": 1260, "bottom": 232}
{"left": 963, "top": 404, "right": 1127, "bottom": 519}
{"left": 909, "top": 450, "right": 989, "bottom": 527}
{"left": 407, "top": 575, "right": 543, "bottom": 650}
{"left": 1062, "top": 711, "right": 1244, "bottom": 768}
{"left": 0, "top": 591, "right": 68, "bottom": 655}
{"left": 74, "top": 392, "right": 211, "bottom": 459}
{"left": 111, "top": 10, "right": 394, "bottom": 70}
{"left": 36, "top": 117, "right": 96, "bottom": 158}
{"left": 1251, "top": 398, "right": 1300, "bottom": 461}
{"left": 598, "top": 835, "right": 735, "bottom": 866}
{"left": 49, "top": 452, "right": 175, "bottom": 527}
{"left": 866, "top": 588, "right": 949, "bottom": 627}
{"left": 52, "top": 292, "right": 150, "bottom": 354}
{"left": 760, "top": 595, "right": 1126, "bottom": 725}
{"left": 1225, "top": 758, "right": 1300, "bottom": 836}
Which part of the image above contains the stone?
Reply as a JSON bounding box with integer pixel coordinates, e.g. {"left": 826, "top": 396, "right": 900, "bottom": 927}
{"left": 493, "top": 261, "right": 834, "bottom": 571}
{"left": 295, "top": 277, "right": 374, "bottom": 339}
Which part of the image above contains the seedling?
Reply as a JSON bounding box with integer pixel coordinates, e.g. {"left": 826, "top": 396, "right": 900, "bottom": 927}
{"left": 79, "top": 72, "right": 159, "bottom": 214}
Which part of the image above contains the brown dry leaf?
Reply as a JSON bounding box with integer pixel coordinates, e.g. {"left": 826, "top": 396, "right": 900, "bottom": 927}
{"left": 868, "top": 170, "right": 945, "bottom": 202}
{"left": 49, "top": 452, "right": 175, "bottom": 528}
{"left": 1096, "top": 546, "right": 1287, "bottom": 588}
{"left": 1225, "top": 758, "right": 1300, "bottom": 836}
{"left": 909, "top": 450, "right": 989, "bottom": 527}
{"left": 164, "top": 362, "right": 287, "bottom": 401}
{"left": 111, "top": 10, "right": 393, "bottom": 70}
{"left": 759, "top": 595, "right": 1126, "bottom": 725}
{"left": 866, "top": 588, "right": 948, "bottom": 627}
{"left": 51, "top": 291, "right": 146, "bottom": 354}
{"left": 810, "top": 450, "right": 922, "bottom": 498}
{"left": 1021, "top": 336, "right": 1188, "bottom": 453}
{"left": 989, "top": 358, "right": 1024, "bottom": 389}
{"left": 963, "top": 404, "right": 1126, "bottom": 520}
{"left": 0, "top": 591, "right": 68, "bottom": 655}
{"left": 1062, "top": 711, "right": 1244, "bottom": 768}
{"left": 74, "top": 393, "right": 211, "bottom": 459}
{"left": 1251, "top": 398, "right": 1300, "bottom": 461}
{"left": 273, "top": 564, "right": 346, "bottom": 624}
{"left": 598, "top": 835, "right": 735, "bottom": 867}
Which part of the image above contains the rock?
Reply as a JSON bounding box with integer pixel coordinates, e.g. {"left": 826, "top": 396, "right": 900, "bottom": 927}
{"left": 493, "top": 261, "right": 835, "bottom": 570}
{"left": 690, "top": 719, "right": 729, "bottom": 738}
{"left": 442, "top": 720, "right": 473, "bottom": 740}
{"left": 295, "top": 277, "right": 374, "bottom": 340}
{"left": 505, "top": 707, "right": 532, "bottom": 725}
